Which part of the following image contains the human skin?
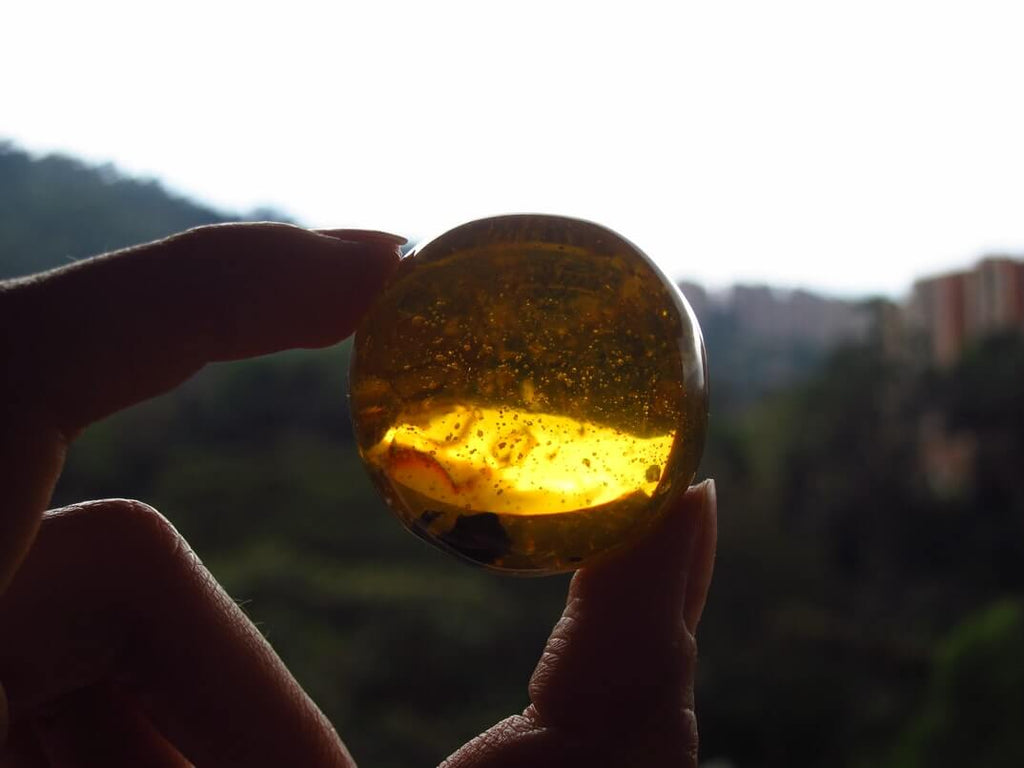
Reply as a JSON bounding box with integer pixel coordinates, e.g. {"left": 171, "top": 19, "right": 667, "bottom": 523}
{"left": 0, "top": 223, "right": 717, "bottom": 767}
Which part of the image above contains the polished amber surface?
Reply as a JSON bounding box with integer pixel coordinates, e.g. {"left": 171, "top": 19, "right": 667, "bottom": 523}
{"left": 350, "top": 214, "right": 708, "bottom": 574}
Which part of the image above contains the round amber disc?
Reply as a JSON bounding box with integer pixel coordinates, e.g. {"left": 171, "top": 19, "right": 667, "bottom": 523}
{"left": 350, "top": 214, "right": 708, "bottom": 574}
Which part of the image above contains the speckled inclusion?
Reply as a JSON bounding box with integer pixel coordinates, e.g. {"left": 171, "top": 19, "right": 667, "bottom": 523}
{"left": 350, "top": 214, "right": 708, "bottom": 574}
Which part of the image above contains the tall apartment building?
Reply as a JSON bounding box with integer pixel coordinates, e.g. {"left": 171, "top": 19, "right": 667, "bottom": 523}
{"left": 908, "top": 256, "right": 1024, "bottom": 365}
{"left": 965, "top": 257, "right": 1024, "bottom": 337}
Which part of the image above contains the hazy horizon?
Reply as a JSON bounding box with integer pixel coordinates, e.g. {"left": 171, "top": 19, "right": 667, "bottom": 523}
{"left": 5, "top": 1, "right": 1024, "bottom": 298}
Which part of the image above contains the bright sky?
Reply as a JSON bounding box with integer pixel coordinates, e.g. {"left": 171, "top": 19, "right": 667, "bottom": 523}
{"left": 3, "top": 1, "right": 1024, "bottom": 296}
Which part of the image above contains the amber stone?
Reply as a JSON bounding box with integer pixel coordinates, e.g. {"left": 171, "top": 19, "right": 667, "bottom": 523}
{"left": 350, "top": 214, "right": 708, "bottom": 575}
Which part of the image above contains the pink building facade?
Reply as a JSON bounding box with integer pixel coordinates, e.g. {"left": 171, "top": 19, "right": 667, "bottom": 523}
{"left": 909, "top": 257, "right": 1024, "bottom": 365}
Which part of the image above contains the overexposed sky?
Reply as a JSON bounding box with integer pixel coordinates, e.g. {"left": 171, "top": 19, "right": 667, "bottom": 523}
{"left": 3, "top": 1, "right": 1024, "bottom": 296}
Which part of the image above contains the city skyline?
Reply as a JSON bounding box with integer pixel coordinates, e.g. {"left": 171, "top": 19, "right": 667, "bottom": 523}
{"left": 681, "top": 253, "right": 1024, "bottom": 369}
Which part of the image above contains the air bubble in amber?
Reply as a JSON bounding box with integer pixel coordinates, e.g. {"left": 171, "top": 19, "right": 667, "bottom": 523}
{"left": 349, "top": 214, "right": 708, "bottom": 574}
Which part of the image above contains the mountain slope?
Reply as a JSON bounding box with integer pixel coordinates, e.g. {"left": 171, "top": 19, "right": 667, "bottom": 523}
{"left": 0, "top": 142, "right": 232, "bottom": 279}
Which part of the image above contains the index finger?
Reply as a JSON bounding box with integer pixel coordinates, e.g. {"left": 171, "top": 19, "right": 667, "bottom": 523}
{"left": 2, "top": 223, "right": 402, "bottom": 436}
{"left": 0, "top": 223, "right": 402, "bottom": 589}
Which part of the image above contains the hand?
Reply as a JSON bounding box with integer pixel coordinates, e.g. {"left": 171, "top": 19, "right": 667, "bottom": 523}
{"left": 0, "top": 223, "right": 717, "bottom": 767}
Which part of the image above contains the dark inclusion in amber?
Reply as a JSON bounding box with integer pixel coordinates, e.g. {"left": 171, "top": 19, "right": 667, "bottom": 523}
{"left": 350, "top": 214, "right": 708, "bottom": 575}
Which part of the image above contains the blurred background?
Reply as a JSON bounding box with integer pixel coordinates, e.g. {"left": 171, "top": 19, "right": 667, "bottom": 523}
{"left": 3, "top": 2, "right": 1024, "bottom": 766}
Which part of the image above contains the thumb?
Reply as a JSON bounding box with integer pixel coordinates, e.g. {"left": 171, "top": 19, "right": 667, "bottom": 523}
{"left": 441, "top": 480, "right": 718, "bottom": 768}
{"left": 528, "top": 480, "right": 717, "bottom": 740}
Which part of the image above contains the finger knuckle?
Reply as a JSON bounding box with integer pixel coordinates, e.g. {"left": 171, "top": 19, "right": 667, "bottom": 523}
{"left": 179, "top": 221, "right": 300, "bottom": 250}
{"left": 57, "top": 498, "right": 187, "bottom": 563}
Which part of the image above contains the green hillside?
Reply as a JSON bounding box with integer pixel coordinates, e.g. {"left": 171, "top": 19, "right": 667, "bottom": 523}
{"left": 0, "top": 142, "right": 237, "bottom": 279}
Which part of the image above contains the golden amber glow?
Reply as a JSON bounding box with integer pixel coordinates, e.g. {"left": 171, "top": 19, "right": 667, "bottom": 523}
{"left": 350, "top": 214, "right": 708, "bottom": 574}
{"left": 364, "top": 403, "right": 675, "bottom": 515}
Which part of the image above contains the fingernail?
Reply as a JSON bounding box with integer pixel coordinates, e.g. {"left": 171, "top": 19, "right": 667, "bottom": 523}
{"left": 315, "top": 228, "right": 408, "bottom": 246}
{"left": 312, "top": 229, "right": 404, "bottom": 289}
{"left": 701, "top": 477, "right": 717, "bottom": 517}
{"left": 683, "top": 478, "right": 717, "bottom": 633}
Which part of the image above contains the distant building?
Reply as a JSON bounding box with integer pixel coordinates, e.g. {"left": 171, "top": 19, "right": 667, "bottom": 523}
{"left": 726, "top": 284, "right": 869, "bottom": 346}
{"left": 676, "top": 281, "right": 872, "bottom": 348}
{"left": 678, "top": 253, "right": 1023, "bottom": 371}
{"left": 908, "top": 256, "right": 1024, "bottom": 366}
{"left": 965, "top": 257, "right": 1024, "bottom": 338}
{"left": 908, "top": 271, "right": 967, "bottom": 366}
